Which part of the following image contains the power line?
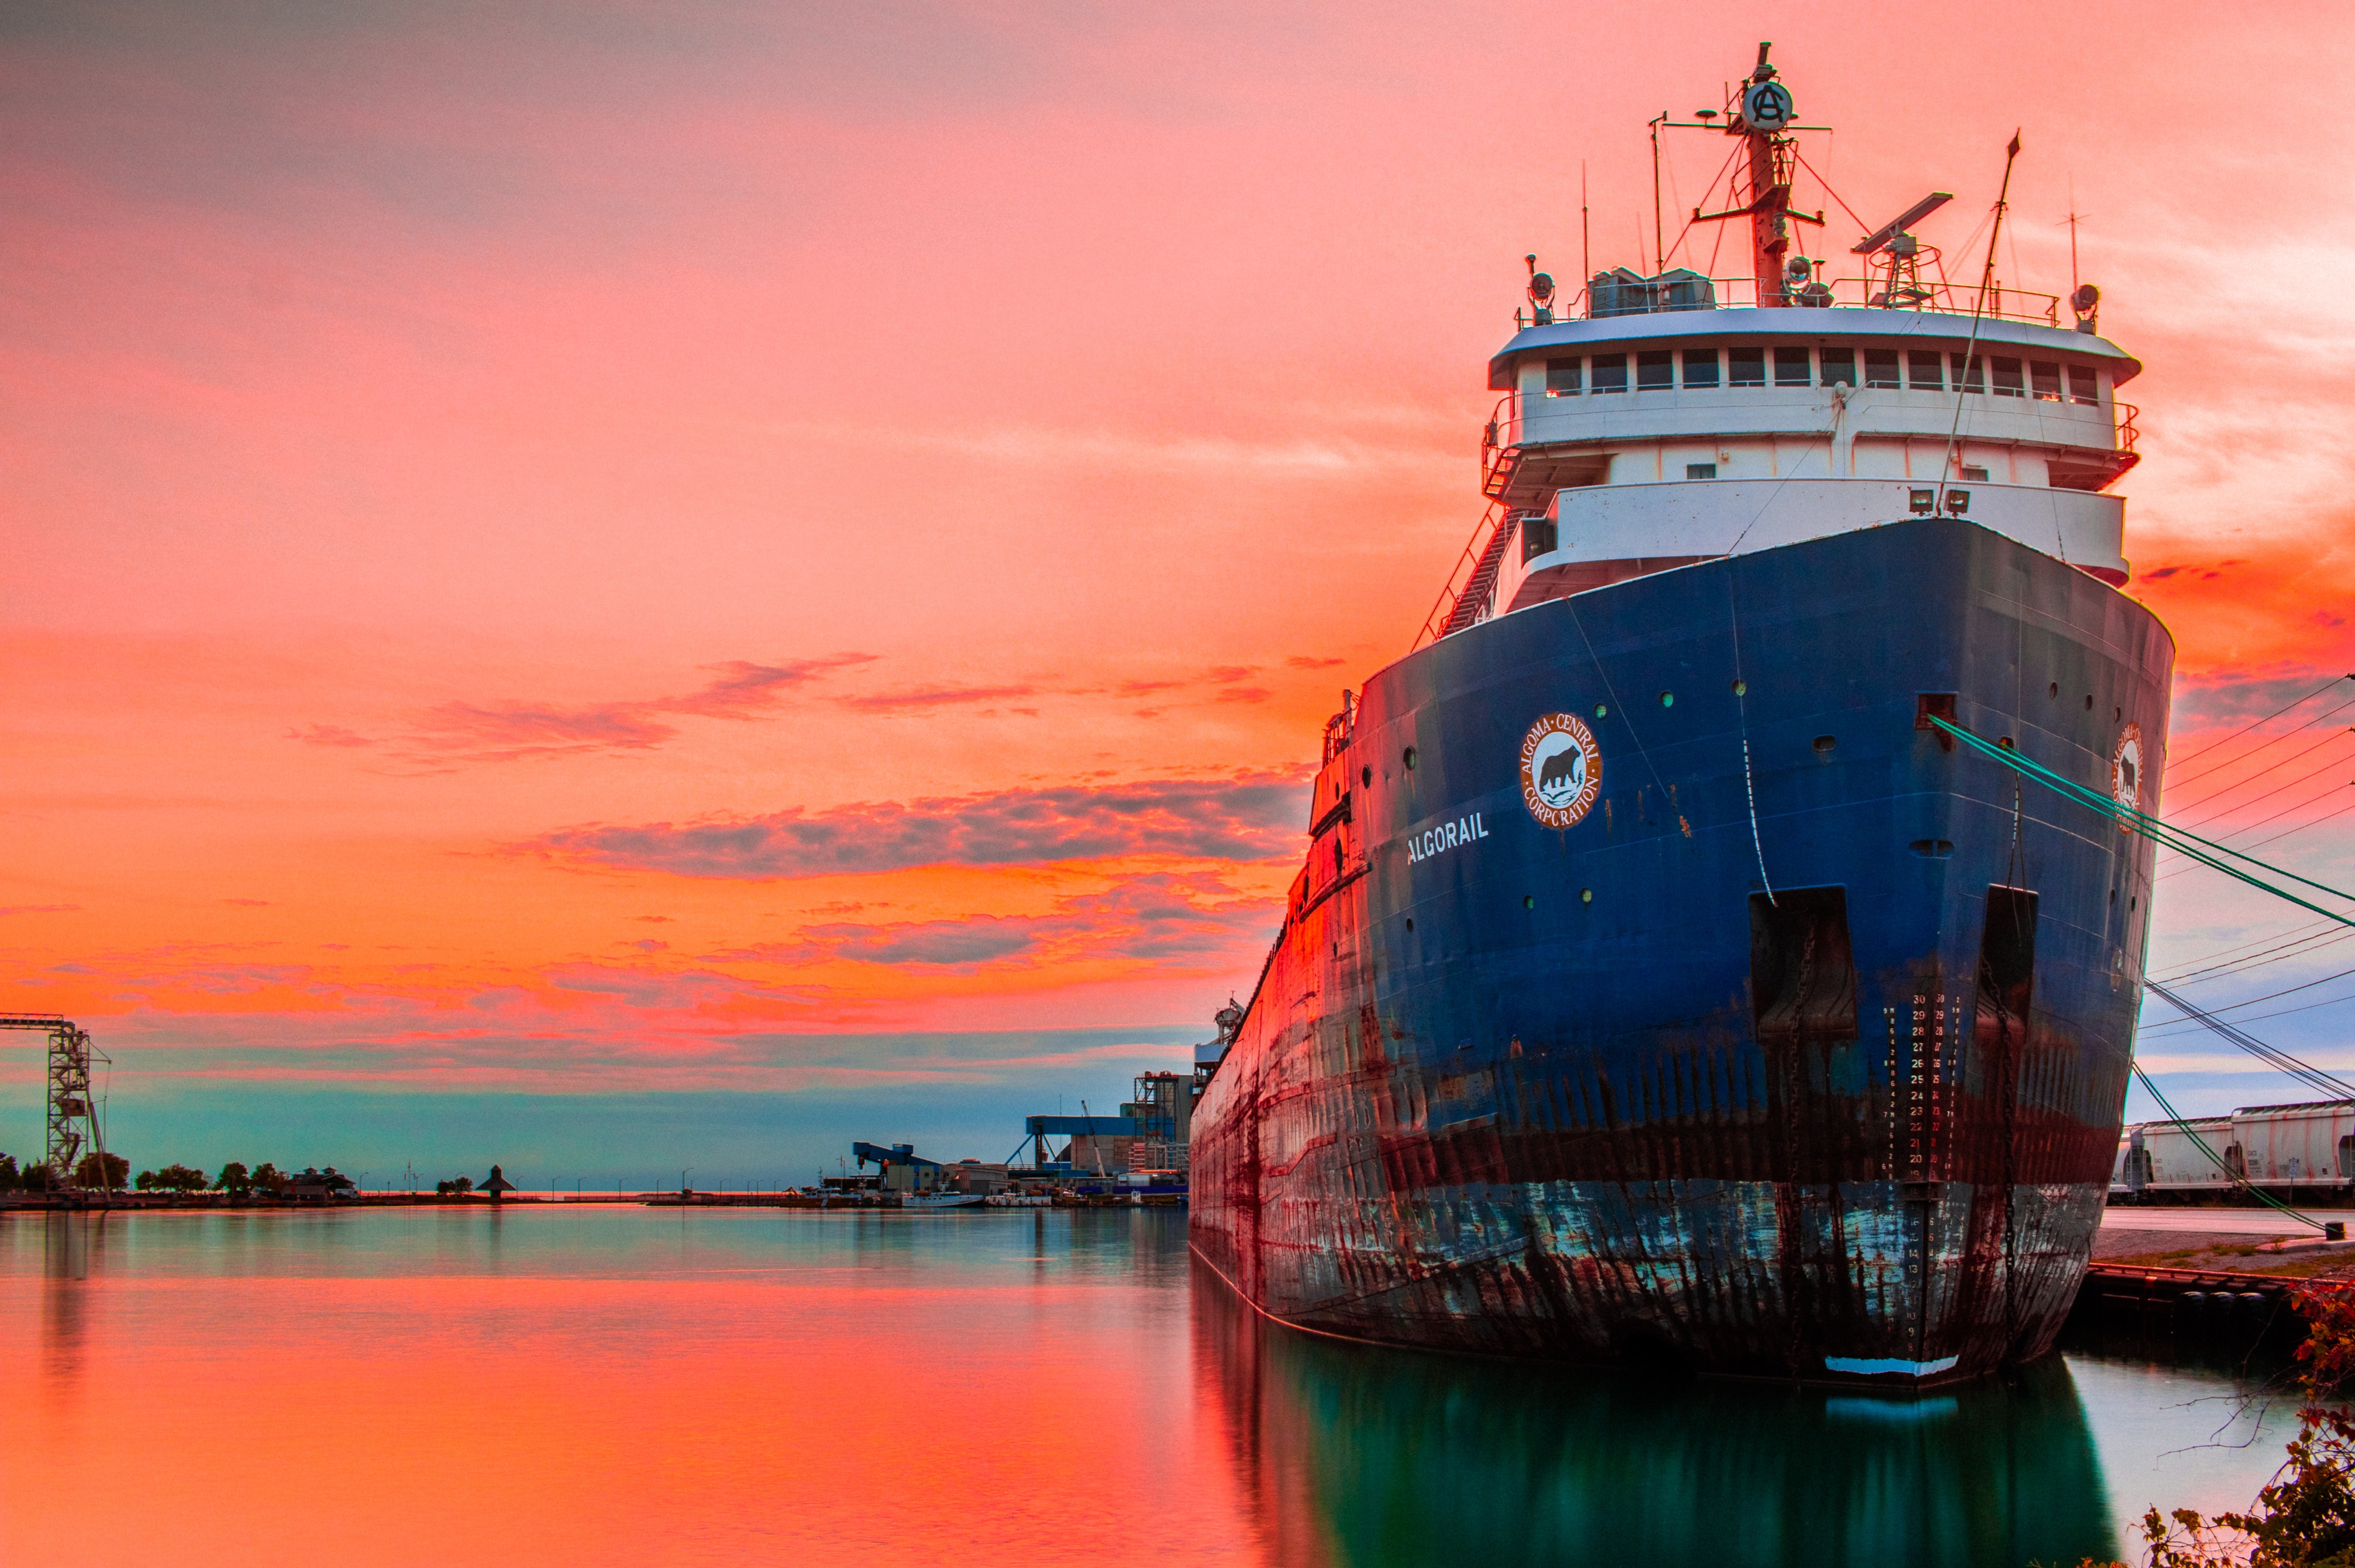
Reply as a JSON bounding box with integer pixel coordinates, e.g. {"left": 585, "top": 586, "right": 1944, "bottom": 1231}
{"left": 2159, "top": 775, "right": 2355, "bottom": 881}
{"left": 2166, "top": 674, "right": 2353, "bottom": 773}
{"left": 2142, "top": 975, "right": 2355, "bottom": 1098}
{"left": 2139, "top": 981, "right": 2355, "bottom": 1040}
{"left": 2159, "top": 921, "right": 2355, "bottom": 987}
{"left": 2169, "top": 727, "right": 2355, "bottom": 821}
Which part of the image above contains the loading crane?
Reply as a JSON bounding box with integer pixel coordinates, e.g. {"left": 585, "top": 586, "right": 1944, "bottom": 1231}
{"left": 0, "top": 1014, "right": 112, "bottom": 1193}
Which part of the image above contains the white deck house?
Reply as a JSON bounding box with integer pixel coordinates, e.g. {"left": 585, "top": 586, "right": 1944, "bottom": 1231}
{"left": 1447, "top": 307, "right": 2141, "bottom": 631}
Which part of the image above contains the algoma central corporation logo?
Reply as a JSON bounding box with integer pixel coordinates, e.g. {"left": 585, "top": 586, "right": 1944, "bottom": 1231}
{"left": 1520, "top": 713, "right": 1602, "bottom": 829}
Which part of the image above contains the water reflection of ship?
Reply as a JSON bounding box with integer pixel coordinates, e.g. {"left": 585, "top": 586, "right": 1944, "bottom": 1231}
{"left": 1190, "top": 1257, "right": 2118, "bottom": 1568}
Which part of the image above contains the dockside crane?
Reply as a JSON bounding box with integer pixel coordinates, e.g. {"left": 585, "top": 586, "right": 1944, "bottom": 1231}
{"left": 0, "top": 1014, "right": 113, "bottom": 1193}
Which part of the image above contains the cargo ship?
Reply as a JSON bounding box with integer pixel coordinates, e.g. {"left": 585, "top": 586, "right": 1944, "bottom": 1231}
{"left": 1188, "top": 43, "right": 2171, "bottom": 1384}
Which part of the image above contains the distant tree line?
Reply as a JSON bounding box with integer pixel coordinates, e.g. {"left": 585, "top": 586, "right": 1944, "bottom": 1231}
{"left": 0, "top": 1151, "right": 128, "bottom": 1191}
{"left": 0, "top": 1154, "right": 354, "bottom": 1198}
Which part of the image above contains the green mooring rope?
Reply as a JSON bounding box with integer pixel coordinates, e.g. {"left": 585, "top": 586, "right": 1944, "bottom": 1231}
{"left": 1929, "top": 716, "right": 2355, "bottom": 929}
{"left": 1930, "top": 714, "right": 2344, "bottom": 1231}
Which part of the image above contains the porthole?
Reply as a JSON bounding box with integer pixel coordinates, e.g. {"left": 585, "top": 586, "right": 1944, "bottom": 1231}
{"left": 2085, "top": 694, "right": 2095, "bottom": 711}
{"left": 1998, "top": 736, "right": 2016, "bottom": 750}
{"left": 1523, "top": 894, "right": 1535, "bottom": 910}
{"left": 1361, "top": 766, "right": 1372, "bottom": 788}
{"left": 1580, "top": 888, "right": 1594, "bottom": 904}
{"left": 2049, "top": 682, "right": 2059, "bottom": 699}
{"left": 1659, "top": 690, "right": 1675, "bottom": 708}
{"left": 1403, "top": 746, "right": 1417, "bottom": 771}
{"left": 1594, "top": 704, "right": 1608, "bottom": 720}
{"left": 1405, "top": 917, "right": 1415, "bottom": 931}
{"left": 1730, "top": 679, "right": 1747, "bottom": 696}
{"left": 1812, "top": 735, "right": 1837, "bottom": 754}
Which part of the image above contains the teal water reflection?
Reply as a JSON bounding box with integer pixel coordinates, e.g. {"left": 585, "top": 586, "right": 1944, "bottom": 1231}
{"left": 1196, "top": 1259, "right": 2164, "bottom": 1568}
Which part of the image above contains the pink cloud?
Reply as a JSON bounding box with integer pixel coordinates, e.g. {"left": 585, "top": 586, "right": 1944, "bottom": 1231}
{"left": 330, "top": 653, "right": 879, "bottom": 764}
{"left": 532, "top": 771, "right": 1307, "bottom": 879}
{"left": 838, "top": 683, "right": 1040, "bottom": 713}
{"left": 288, "top": 724, "right": 373, "bottom": 747}
{"left": 712, "top": 871, "right": 1276, "bottom": 974}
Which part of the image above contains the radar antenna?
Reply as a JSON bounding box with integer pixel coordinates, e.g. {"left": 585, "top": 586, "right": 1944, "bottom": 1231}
{"left": 1854, "top": 192, "right": 1953, "bottom": 309}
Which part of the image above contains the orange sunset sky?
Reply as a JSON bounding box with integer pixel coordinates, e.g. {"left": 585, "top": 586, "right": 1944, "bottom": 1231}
{"left": 5, "top": 1, "right": 2353, "bottom": 1179}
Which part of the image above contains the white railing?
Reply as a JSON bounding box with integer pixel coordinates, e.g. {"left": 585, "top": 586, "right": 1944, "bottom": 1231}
{"left": 1527, "top": 275, "right": 2069, "bottom": 330}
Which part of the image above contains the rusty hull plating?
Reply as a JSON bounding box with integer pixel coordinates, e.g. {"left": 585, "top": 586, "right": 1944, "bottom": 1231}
{"left": 1189, "top": 516, "right": 2173, "bottom": 1385}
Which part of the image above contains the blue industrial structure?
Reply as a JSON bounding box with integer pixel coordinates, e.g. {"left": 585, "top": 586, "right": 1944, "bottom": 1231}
{"left": 1009, "top": 1115, "right": 1140, "bottom": 1171}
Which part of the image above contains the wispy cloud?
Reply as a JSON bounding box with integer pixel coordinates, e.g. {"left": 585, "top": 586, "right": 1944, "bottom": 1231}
{"left": 714, "top": 871, "right": 1276, "bottom": 973}
{"left": 532, "top": 771, "right": 1308, "bottom": 879}
{"left": 287, "top": 723, "right": 374, "bottom": 747}
{"left": 295, "top": 653, "right": 878, "bottom": 765}
{"left": 838, "top": 682, "right": 1038, "bottom": 713}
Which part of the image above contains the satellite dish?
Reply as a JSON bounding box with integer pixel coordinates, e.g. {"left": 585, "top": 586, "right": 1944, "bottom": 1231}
{"left": 2072, "top": 283, "right": 2101, "bottom": 314}
{"left": 1851, "top": 192, "right": 1954, "bottom": 256}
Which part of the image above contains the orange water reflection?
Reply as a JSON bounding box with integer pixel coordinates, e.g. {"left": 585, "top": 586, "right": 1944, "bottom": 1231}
{"left": 3, "top": 1208, "right": 1260, "bottom": 1565}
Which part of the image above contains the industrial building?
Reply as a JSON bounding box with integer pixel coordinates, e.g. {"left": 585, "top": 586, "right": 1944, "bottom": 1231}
{"left": 844, "top": 1068, "right": 1207, "bottom": 1203}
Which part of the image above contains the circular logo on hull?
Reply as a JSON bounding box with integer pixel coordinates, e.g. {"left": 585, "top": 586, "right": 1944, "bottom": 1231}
{"left": 2112, "top": 722, "right": 2144, "bottom": 815}
{"left": 1521, "top": 714, "right": 1603, "bottom": 829}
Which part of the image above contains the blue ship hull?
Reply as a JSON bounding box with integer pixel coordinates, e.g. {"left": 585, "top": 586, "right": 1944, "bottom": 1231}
{"left": 1189, "top": 516, "right": 2175, "bottom": 1383}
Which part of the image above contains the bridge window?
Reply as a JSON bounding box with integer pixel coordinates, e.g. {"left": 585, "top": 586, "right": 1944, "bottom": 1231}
{"left": 1728, "top": 347, "right": 1766, "bottom": 387}
{"left": 1953, "top": 353, "right": 1986, "bottom": 393}
{"left": 1686, "top": 462, "right": 1718, "bottom": 479}
{"left": 1773, "top": 347, "right": 1811, "bottom": 387}
{"left": 2068, "top": 364, "right": 2099, "bottom": 405}
{"left": 1908, "top": 351, "right": 1945, "bottom": 391}
{"left": 1864, "top": 349, "right": 1901, "bottom": 388}
{"left": 1522, "top": 516, "right": 1558, "bottom": 560}
{"left": 1961, "top": 464, "right": 1990, "bottom": 481}
{"left": 1637, "top": 350, "right": 1675, "bottom": 390}
{"left": 1591, "top": 353, "right": 1628, "bottom": 393}
{"left": 2031, "top": 360, "right": 2064, "bottom": 400}
{"left": 1819, "top": 347, "right": 1855, "bottom": 387}
{"left": 1545, "top": 357, "right": 1581, "bottom": 395}
{"left": 1682, "top": 348, "right": 1720, "bottom": 387}
{"left": 1991, "top": 356, "right": 2026, "bottom": 396}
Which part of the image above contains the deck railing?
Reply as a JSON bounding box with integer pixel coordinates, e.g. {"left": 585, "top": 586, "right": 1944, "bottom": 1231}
{"left": 1532, "top": 275, "right": 2072, "bottom": 329}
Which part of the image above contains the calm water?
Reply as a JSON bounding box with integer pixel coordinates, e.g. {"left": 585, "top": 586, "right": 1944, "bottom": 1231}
{"left": 0, "top": 1207, "right": 2301, "bottom": 1565}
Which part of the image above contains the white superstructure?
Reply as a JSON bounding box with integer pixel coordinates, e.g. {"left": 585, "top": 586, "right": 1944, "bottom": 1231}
{"left": 1422, "top": 45, "right": 2142, "bottom": 643}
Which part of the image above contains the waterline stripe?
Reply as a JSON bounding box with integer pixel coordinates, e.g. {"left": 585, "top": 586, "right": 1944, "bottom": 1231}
{"left": 1823, "top": 1355, "right": 1960, "bottom": 1378}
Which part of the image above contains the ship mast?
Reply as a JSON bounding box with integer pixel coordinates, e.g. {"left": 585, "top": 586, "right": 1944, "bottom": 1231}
{"left": 1741, "top": 47, "right": 1794, "bottom": 303}
{"left": 1690, "top": 42, "right": 1820, "bottom": 306}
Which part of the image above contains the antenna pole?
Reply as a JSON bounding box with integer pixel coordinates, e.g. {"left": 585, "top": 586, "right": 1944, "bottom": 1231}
{"left": 1937, "top": 131, "right": 2024, "bottom": 514}
{"left": 2066, "top": 176, "right": 2082, "bottom": 299}
{"left": 1581, "top": 161, "right": 1591, "bottom": 311}
{"left": 1651, "top": 114, "right": 1665, "bottom": 273}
